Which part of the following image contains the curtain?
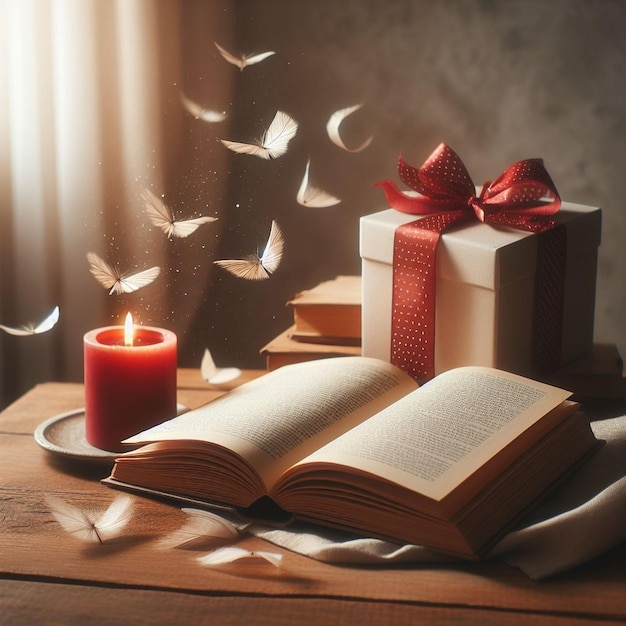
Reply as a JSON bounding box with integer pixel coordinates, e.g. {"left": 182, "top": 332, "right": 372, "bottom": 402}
{"left": 0, "top": 0, "right": 231, "bottom": 408}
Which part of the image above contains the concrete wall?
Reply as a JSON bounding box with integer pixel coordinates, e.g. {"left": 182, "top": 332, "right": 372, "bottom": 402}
{"left": 177, "top": 0, "right": 626, "bottom": 370}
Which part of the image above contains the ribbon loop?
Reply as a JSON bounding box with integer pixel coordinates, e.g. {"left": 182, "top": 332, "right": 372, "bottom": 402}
{"left": 375, "top": 142, "right": 561, "bottom": 228}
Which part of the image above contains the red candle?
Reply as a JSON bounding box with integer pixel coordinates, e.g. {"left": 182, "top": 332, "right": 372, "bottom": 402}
{"left": 84, "top": 314, "right": 177, "bottom": 451}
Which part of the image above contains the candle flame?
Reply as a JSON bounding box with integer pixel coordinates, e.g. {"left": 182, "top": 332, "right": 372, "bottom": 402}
{"left": 124, "top": 312, "right": 134, "bottom": 346}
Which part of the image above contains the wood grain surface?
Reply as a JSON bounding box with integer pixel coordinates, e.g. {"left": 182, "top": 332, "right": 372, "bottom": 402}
{"left": 1, "top": 372, "right": 624, "bottom": 625}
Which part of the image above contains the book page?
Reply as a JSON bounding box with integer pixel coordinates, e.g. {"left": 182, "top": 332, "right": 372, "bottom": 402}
{"left": 294, "top": 366, "right": 571, "bottom": 501}
{"left": 124, "top": 356, "right": 418, "bottom": 489}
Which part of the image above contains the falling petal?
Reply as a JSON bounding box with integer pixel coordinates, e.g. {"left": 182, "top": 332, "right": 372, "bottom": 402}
{"left": 214, "top": 42, "right": 275, "bottom": 71}
{"left": 214, "top": 220, "right": 284, "bottom": 280}
{"left": 220, "top": 111, "right": 298, "bottom": 160}
{"left": 45, "top": 495, "right": 133, "bottom": 544}
{"left": 197, "top": 546, "right": 283, "bottom": 568}
{"left": 142, "top": 188, "right": 217, "bottom": 238}
{"left": 180, "top": 92, "right": 227, "bottom": 123}
{"left": 296, "top": 160, "right": 341, "bottom": 207}
{"left": 0, "top": 306, "right": 60, "bottom": 336}
{"left": 159, "top": 508, "right": 240, "bottom": 550}
{"left": 87, "top": 252, "right": 160, "bottom": 295}
{"left": 201, "top": 349, "right": 242, "bottom": 385}
{"left": 326, "top": 104, "right": 373, "bottom": 153}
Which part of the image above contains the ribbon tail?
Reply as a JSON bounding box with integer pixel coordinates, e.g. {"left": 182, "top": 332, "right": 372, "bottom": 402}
{"left": 532, "top": 225, "right": 567, "bottom": 372}
{"left": 391, "top": 211, "right": 468, "bottom": 382}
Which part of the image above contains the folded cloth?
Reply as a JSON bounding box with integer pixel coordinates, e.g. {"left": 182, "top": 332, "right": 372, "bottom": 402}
{"left": 248, "top": 414, "right": 626, "bottom": 580}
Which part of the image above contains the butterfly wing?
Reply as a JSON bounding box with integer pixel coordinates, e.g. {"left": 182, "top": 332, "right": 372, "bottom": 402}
{"left": 241, "top": 50, "right": 275, "bottom": 68}
{"left": 142, "top": 188, "right": 175, "bottom": 237}
{"left": 260, "top": 111, "right": 298, "bottom": 159}
{"left": 220, "top": 111, "right": 297, "bottom": 160}
{"left": 94, "top": 495, "right": 133, "bottom": 542}
{"left": 214, "top": 42, "right": 275, "bottom": 70}
{"left": 214, "top": 221, "right": 283, "bottom": 280}
{"left": 259, "top": 220, "right": 284, "bottom": 275}
{"left": 219, "top": 139, "right": 271, "bottom": 159}
{"left": 0, "top": 306, "right": 58, "bottom": 336}
{"left": 198, "top": 546, "right": 283, "bottom": 568}
{"left": 213, "top": 258, "right": 267, "bottom": 280}
{"left": 214, "top": 42, "right": 245, "bottom": 69}
{"left": 87, "top": 252, "right": 121, "bottom": 294}
{"left": 296, "top": 160, "right": 341, "bottom": 207}
{"left": 143, "top": 188, "right": 217, "bottom": 238}
{"left": 201, "top": 348, "right": 242, "bottom": 384}
{"left": 169, "top": 216, "right": 217, "bottom": 238}
{"left": 33, "top": 306, "right": 60, "bottom": 334}
{"left": 159, "top": 508, "right": 239, "bottom": 550}
{"left": 326, "top": 104, "right": 373, "bottom": 153}
{"left": 0, "top": 324, "right": 32, "bottom": 336}
{"left": 117, "top": 266, "right": 161, "bottom": 294}
{"left": 45, "top": 495, "right": 100, "bottom": 543}
{"left": 200, "top": 347, "right": 217, "bottom": 380}
{"left": 180, "top": 92, "right": 226, "bottom": 122}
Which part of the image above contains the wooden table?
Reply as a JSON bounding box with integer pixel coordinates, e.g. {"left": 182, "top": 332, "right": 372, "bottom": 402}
{"left": 1, "top": 369, "right": 625, "bottom": 625}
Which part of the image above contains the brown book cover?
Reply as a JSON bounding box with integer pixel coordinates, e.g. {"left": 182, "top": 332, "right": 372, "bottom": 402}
{"left": 260, "top": 325, "right": 361, "bottom": 371}
{"left": 287, "top": 275, "right": 361, "bottom": 341}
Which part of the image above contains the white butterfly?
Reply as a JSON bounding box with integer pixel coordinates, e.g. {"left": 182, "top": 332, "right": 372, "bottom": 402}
{"left": 45, "top": 495, "right": 133, "bottom": 544}
{"left": 220, "top": 111, "right": 298, "bottom": 160}
{"left": 201, "top": 348, "right": 242, "bottom": 385}
{"left": 197, "top": 546, "right": 283, "bottom": 568}
{"left": 213, "top": 220, "right": 284, "bottom": 280}
{"left": 326, "top": 104, "right": 373, "bottom": 153}
{"left": 142, "top": 188, "right": 217, "bottom": 239}
{"left": 296, "top": 159, "right": 341, "bottom": 207}
{"left": 158, "top": 508, "right": 241, "bottom": 550}
{"left": 214, "top": 41, "right": 275, "bottom": 71}
{"left": 180, "top": 92, "right": 227, "bottom": 123}
{"left": 0, "top": 305, "right": 60, "bottom": 336}
{"left": 87, "top": 252, "right": 161, "bottom": 295}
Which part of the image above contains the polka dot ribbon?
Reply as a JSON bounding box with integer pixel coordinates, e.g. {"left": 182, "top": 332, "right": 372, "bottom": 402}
{"left": 374, "top": 143, "right": 565, "bottom": 383}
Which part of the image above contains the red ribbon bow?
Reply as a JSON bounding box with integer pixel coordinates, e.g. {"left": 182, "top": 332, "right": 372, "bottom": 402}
{"left": 374, "top": 142, "right": 561, "bottom": 231}
{"left": 373, "top": 143, "right": 564, "bottom": 383}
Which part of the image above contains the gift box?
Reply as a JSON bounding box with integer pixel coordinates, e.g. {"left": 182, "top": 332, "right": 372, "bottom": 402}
{"left": 360, "top": 201, "right": 601, "bottom": 380}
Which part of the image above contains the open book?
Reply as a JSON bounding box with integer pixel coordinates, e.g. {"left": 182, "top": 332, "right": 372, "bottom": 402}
{"left": 105, "top": 357, "right": 599, "bottom": 558}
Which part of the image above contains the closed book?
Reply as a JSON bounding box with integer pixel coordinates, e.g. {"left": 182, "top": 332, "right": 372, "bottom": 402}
{"left": 260, "top": 326, "right": 361, "bottom": 371}
{"left": 288, "top": 275, "right": 361, "bottom": 342}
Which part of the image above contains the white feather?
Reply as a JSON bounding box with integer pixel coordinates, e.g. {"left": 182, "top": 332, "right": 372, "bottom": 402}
{"left": 158, "top": 508, "right": 240, "bottom": 550}
{"left": 213, "top": 220, "right": 284, "bottom": 280}
{"left": 0, "top": 306, "right": 60, "bottom": 336}
{"left": 220, "top": 111, "right": 298, "bottom": 160}
{"left": 142, "top": 188, "right": 217, "bottom": 238}
{"left": 201, "top": 348, "right": 242, "bottom": 385}
{"left": 214, "top": 42, "right": 275, "bottom": 71}
{"left": 296, "top": 160, "right": 341, "bottom": 207}
{"left": 46, "top": 495, "right": 133, "bottom": 544}
{"left": 87, "top": 252, "right": 160, "bottom": 295}
{"left": 326, "top": 104, "right": 373, "bottom": 153}
{"left": 180, "top": 92, "right": 226, "bottom": 123}
{"left": 197, "top": 546, "right": 283, "bottom": 568}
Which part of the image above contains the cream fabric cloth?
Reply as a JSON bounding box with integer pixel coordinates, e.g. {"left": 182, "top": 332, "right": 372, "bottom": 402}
{"left": 247, "top": 414, "right": 626, "bottom": 580}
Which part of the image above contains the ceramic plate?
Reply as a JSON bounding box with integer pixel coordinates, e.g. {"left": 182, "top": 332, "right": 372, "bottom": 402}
{"left": 34, "top": 405, "right": 187, "bottom": 466}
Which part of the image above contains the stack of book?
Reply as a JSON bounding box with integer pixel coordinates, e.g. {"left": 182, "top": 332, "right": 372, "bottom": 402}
{"left": 261, "top": 275, "right": 362, "bottom": 371}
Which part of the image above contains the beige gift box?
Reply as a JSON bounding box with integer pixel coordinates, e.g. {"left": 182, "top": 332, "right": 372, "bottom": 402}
{"left": 360, "top": 202, "right": 602, "bottom": 378}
